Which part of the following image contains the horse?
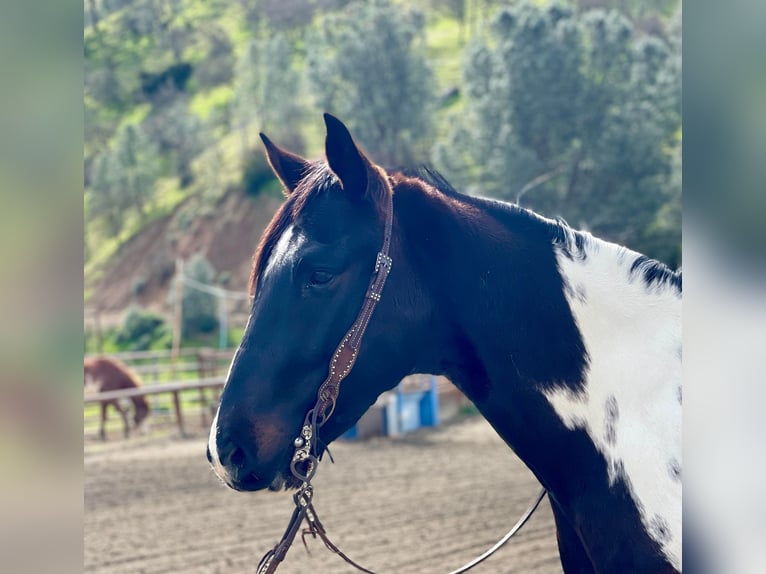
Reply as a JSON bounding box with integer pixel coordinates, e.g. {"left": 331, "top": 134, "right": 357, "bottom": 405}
{"left": 84, "top": 356, "right": 150, "bottom": 440}
{"left": 207, "top": 114, "right": 682, "bottom": 573}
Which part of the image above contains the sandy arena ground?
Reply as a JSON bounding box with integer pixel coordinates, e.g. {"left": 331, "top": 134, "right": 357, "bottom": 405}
{"left": 84, "top": 417, "right": 563, "bottom": 574}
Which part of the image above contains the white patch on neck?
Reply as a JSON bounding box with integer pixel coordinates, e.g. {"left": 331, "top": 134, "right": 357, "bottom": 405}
{"left": 262, "top": 225, "right": 304, "bottom": 283}
{"left": 545, "top": 239, "right": 682, "bottom": 569}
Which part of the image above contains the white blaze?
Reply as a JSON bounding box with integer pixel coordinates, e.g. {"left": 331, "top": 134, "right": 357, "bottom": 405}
{"left": 208, "top": 225, "right": 302, "bottom": 483}
{"left": 262, "top": 225, "right": 305, "bottom": 283}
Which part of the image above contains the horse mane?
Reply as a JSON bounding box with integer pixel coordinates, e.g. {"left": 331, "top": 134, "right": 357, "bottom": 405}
{"left": 250, "top": 163, "right": 680, "bottom": 296}
{"left": 414, "top": 166, "right": 681, "bottom": 292}
{"left": 249, "top": 163, "right": 340, "bottom": 296}
{"left": 413, "top": 166, "right": 591, "bottom": 258}
{"left": 630, "top": 255, "right": 682, "bottom": 292}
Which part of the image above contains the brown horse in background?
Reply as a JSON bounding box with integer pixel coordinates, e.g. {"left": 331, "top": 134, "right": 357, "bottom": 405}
{"left": 84, "top": 357, "right": 150, "bottom": 440}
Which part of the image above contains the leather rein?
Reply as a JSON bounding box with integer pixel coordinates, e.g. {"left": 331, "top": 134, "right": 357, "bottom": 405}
{"left": 256, "top": 177, "right": 546, "bottom": 574}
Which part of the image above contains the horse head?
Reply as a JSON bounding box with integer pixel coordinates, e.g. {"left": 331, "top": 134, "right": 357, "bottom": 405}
{"left": 207, "top": 114, "right": 431, "bottom": 491}
{"left": 134, "top": 399, "right": 150, "bottom": 428}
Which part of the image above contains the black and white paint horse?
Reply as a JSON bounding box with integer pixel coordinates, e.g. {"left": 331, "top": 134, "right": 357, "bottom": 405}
{"left": 207, "top": 115, "right": 682, "bottom": 573}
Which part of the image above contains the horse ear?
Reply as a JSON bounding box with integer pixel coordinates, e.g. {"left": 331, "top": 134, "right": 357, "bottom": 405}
{"left": 323, "top": 113, "right": 369, "bottom": 196}
{"left": 260, "top": 133, "right": 310, "bottom": 194}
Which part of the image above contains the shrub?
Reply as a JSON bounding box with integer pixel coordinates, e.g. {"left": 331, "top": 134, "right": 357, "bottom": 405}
{"left": 168, "top": 253, "right": 220, "bottom": 336}
{"left": 115, "top": 307, "right": 168, "bottom": 351}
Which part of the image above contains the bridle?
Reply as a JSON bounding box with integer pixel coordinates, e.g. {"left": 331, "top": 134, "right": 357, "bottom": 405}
{"left": 256, "top": 173, "right": 546, "bottom": 574}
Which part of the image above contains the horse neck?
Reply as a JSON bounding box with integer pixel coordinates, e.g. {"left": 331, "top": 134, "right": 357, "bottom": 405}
{"left": 395, "top": 185, "right": 589, "bottom": 402}
{"left": 394, "top": 183, "right": 681, "bottom": 499}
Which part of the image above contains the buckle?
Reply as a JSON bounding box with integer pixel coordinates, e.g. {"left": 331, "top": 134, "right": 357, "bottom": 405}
{"left": 375, "top": 252, "right": 392, "bottom": 272}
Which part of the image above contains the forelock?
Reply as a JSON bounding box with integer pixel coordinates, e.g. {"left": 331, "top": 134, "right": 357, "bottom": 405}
{"left": 248, "top": 164, "right": 338, "bottom": 296}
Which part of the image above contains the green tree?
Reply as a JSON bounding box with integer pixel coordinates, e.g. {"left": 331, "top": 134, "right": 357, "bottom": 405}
{"left": 89, "top": 151, "right": 126, "bottom": 237}
{"left": 231, "top": 39, "right": 260, "bottom": 156}
{"left": 232, "top": 33, "right": 305, "bottom": 160}
{"left": 195, "top": 26, "right": 235, "bottom": 89}
{"left": 144, "top": 97, "right": 204, "bottom": 187}
{"left": 435, "top": 2, "right": 681, "bottom": 265}
{"left": 113, "top": 123, "right": 161, "bottom": 220}
{"left": 168, "top": 254, "right": 219, "bottom": 336}
{"left": 306, "top": 0, "right": 437, "bottom": 167}
{"left": 115, "top": 306, "right": 168, "bottom": 351}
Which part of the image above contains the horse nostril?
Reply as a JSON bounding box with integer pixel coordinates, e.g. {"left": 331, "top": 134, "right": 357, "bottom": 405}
{"left": 218, "top": 438, "right": 250, "bottom": 473}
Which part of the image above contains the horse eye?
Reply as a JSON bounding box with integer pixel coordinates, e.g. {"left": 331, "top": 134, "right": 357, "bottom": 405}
{"left": 308, "top": 270, "right": 334, "bottom": 286}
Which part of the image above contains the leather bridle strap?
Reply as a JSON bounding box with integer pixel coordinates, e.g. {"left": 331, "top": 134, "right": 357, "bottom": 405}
{"left": 257, "top": 171, "right": 394, "bottom": 574}
{"left": 313, "top": 176, "right": 394, "bottom": 427}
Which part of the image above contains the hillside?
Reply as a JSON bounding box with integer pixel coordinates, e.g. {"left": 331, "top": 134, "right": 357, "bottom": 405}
{"left": 84, "top": 0, "right": 682, "bottom": 336}
{"left": 84, "top": 0, "right": 467, "bottom": 327}
{"left": 87, "top": 186, "right": 282, "bottom": 325}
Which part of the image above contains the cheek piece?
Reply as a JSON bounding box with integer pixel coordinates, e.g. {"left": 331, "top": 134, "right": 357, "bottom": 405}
{"left": 257, "top": 176, "right": 393, "bottom": 574}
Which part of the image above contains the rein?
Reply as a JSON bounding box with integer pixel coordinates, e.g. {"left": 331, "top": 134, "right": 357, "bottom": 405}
{"left": 256, "top": 176, "right": 546, "bottom": 574}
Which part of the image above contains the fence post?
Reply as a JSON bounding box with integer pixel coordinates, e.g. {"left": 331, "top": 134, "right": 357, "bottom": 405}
{"left": 171, "top": 258, "right": 184, "bottom": 379}
{"left": 172, "top": 390, "right": 185, "bottom": 437}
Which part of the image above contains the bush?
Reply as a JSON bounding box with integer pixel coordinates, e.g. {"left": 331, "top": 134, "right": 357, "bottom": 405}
{"left": 168, "top": 253, "right": 220, "bottom": 336}
{"left": 115, "top": 307, "right": 168, "bottom": 351}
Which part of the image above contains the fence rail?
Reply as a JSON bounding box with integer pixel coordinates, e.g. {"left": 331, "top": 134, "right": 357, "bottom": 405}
{"left": 85, "top": 377, "right": 226, "bottom": 437}
{"left": 84, "top": 348, "right": 236, "bottom": 362}
{"left": 84, "top": 377, "right": 226, "bottom": 403}
{"left": 84, "top": 348, "right": 234, "bottom": 438}
{"left": 84, "top": 349, "right": 465, "bottom": 441}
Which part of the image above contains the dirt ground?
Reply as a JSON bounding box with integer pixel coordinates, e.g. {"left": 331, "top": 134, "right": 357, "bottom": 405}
{"left": 84, "top": 417, "right": 563, "bottom": 574}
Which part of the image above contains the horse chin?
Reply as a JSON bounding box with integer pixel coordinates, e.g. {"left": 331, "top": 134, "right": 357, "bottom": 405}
{"left": 267, "top": 474, "right": 286, "bottom": 491}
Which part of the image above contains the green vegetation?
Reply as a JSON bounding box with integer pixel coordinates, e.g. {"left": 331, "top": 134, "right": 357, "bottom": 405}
{"left": 434, "top": 3, "right": 682, "bottom": 265}
{"left": 114, "top": 306, "right": 170, "bottom": 350}
{"left": 85, "top": 0, "right": 682, "bottom": 293}
{"left": 306, "top": 0, "right": 437, "bottom": 166}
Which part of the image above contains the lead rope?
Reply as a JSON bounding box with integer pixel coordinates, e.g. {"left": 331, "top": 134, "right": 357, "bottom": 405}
{"left": 256, "top": 173, "right": 546, "bottom": 574}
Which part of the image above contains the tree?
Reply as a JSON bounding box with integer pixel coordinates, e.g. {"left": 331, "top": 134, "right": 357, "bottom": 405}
{"left": 144, "top": 97, "right": 204, "bottom": 187}
{"left": 113, "top": 123, "right": 161, "bottom": 219}
{"left": 195, "top": 26, "right": 235, "bottom": 89}
{"left": 306, "top": 0, "right": 437, "bottom": 167}
{"left": 87, "top": 121, "right": 161, "bottom": 241}
{"left": 435, "top": 2, "right": 681, "bottom": 265}
{"left": 89, "top": 152, "right": 126, "bottom": 237}
{"left": 232, "top": 32, "right": 305, "bottom": 159}
{"left": 231, "top": 39, "right": 260, "bottom": 156}
{"left": 168, "top": 254, "right": 219, "bottom": 336}
{"left": 428, "top": 0, "right": 469, "bottom": 42}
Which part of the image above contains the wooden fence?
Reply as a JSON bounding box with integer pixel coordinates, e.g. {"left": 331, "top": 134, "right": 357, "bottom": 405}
{"left": 84, "top": 349, "right": 468, "bottom": 440}
{"left": 84, "top": 377, "right": 226, "bottom": 436}
{"left": 84, "top": 348, "right": 235, "bottom": 438}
